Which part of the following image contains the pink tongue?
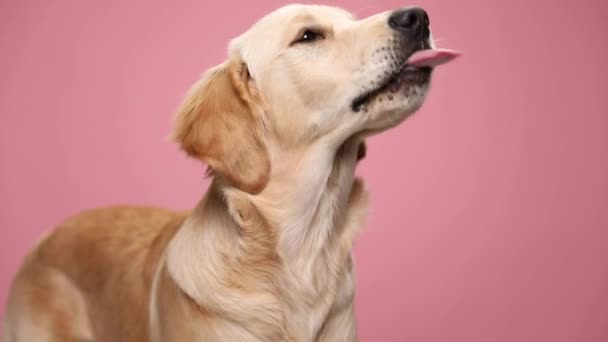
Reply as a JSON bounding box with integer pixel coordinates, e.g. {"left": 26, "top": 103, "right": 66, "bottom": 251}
{"left": 407, "top": 49, "right": 461, "bottom": 67}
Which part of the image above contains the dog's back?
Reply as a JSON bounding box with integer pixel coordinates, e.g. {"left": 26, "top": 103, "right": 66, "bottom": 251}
{"left": 4, "top": 206, "right": 187, "bottom": 342}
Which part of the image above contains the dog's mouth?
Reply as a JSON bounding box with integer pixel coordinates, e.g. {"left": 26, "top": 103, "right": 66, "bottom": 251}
{"left": 351, "top": 48, "right": 460, "bottom": 112}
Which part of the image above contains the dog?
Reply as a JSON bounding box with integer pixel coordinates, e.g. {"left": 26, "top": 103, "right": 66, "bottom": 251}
{"left": 3, "top": 4, "right": 458, "bottom": 341}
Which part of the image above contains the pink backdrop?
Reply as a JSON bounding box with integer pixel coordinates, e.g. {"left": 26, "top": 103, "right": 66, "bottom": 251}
{"left": 1, "top": 0, "right": 607, "bottom": 341}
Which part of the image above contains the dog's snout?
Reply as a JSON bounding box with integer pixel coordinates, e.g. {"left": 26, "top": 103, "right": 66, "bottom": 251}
{"left": 388, "top": 7, "right": 430, "bottom": 38}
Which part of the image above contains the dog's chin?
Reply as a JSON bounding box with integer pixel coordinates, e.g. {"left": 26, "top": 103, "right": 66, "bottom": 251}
{"left": 351, "top": 64, "right": 432, "bottom": 131}
{"left": 359, "top": 80, "right": 430, "bottom": 133}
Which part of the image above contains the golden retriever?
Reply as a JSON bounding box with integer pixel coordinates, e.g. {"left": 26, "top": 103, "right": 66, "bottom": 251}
{"left": 3, "top": 4, "right": 458, "bottom": 341}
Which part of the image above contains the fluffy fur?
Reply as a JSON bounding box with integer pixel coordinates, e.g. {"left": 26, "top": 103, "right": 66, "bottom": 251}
{"left": 4, "top": 4, "right": 436, "bottom": 341}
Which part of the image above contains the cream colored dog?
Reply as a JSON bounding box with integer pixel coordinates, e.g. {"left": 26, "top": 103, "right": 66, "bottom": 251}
{"left": 3, "top": 4, "right": 458, "bottom": 341}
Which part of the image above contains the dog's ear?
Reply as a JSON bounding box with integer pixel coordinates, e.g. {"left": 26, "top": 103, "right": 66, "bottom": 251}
{"left": 171, "top": 59, "right": 270, "bottom": 194}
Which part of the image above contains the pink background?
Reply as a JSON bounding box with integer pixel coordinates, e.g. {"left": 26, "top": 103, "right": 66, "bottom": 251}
{"left": 1, "top": 0, "right": 607, "bottom": 341}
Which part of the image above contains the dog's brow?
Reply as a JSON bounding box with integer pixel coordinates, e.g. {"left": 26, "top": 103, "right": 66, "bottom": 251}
{"left": 291, "top": 13, "right": 317, "bottom": 25}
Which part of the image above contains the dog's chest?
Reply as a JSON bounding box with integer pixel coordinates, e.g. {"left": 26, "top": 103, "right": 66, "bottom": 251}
{"left": 276, "top": 254, "right": 354, "bottom": 340}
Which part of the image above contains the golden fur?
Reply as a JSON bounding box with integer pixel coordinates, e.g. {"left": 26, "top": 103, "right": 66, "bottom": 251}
{"left": 4, "top": 4, "right": 436, "bottom": 341}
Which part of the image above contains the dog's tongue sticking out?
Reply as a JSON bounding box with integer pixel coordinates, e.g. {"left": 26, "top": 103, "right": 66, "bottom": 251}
{"left": 407, "top": 49, "right": 461, "bottom": 68}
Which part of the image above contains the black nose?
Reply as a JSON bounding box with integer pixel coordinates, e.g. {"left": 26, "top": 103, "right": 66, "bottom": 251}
{"left": 389, "top": 7, "right": 430, "bottom": 37}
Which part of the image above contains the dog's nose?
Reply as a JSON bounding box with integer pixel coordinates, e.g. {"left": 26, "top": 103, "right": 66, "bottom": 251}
{"left": 388, "top": 7, "right": 430, "bottom": 38}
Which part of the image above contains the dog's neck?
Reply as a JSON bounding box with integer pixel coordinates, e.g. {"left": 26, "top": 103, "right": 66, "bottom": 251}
{"left": 170, "top": 137, "right": 361, "bottom": 277}
{"left": 166, "top": 135, "right": 367, "bottom": 332}
{"left": 245, "top": 137, "right": 362, "bottom": 263}
{"left": 163, "top": 137, "right": 365, "bottom": 339}
{"left": 177, "top": 135, "right": 363, "bottom": 266}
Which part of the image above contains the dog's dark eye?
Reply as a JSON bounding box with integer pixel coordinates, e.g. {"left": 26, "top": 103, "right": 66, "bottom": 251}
{"left": 293, "top": 29, "right": 324, "bottom": 44}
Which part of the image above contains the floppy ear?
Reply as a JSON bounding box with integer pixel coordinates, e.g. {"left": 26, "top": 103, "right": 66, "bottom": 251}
{"left": 171, "top": 59, "right": 270, "bottom": 194}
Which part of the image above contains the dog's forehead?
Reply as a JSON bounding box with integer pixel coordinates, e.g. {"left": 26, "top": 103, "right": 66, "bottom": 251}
{"left": 228, "top": 4, "right": 354, "bottom": 77}
{"left": 254, "top": 4, "right": 354, "bottom": 30}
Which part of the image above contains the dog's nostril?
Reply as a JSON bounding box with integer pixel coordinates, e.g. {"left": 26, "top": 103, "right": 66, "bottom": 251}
{"left": 388, "top": 7, "right": 429, "bottom": 35}
{"left": 403, "top": 12, "right": 418, "bottom": 29}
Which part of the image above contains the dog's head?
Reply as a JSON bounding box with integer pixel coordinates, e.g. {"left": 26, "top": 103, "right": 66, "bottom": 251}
{"left": 172, "top": 5, "right": 456, "bottom": 193}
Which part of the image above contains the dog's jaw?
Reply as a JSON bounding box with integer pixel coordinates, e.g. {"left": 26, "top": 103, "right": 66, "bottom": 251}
{"left": 346, "top": 40, "right": 432, "bottom": 135}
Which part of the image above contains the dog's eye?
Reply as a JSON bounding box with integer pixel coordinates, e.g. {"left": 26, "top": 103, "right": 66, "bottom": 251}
{"left": 293, "top": 29, "right": 324, "bottom": 45}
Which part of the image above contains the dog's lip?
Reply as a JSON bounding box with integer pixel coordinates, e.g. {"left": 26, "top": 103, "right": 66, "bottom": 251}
{"left": 351, "top": 48, "right": 460, "bottom": 112}
{"left": 351, "top": 55, "right": 428, "bottom": 112}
